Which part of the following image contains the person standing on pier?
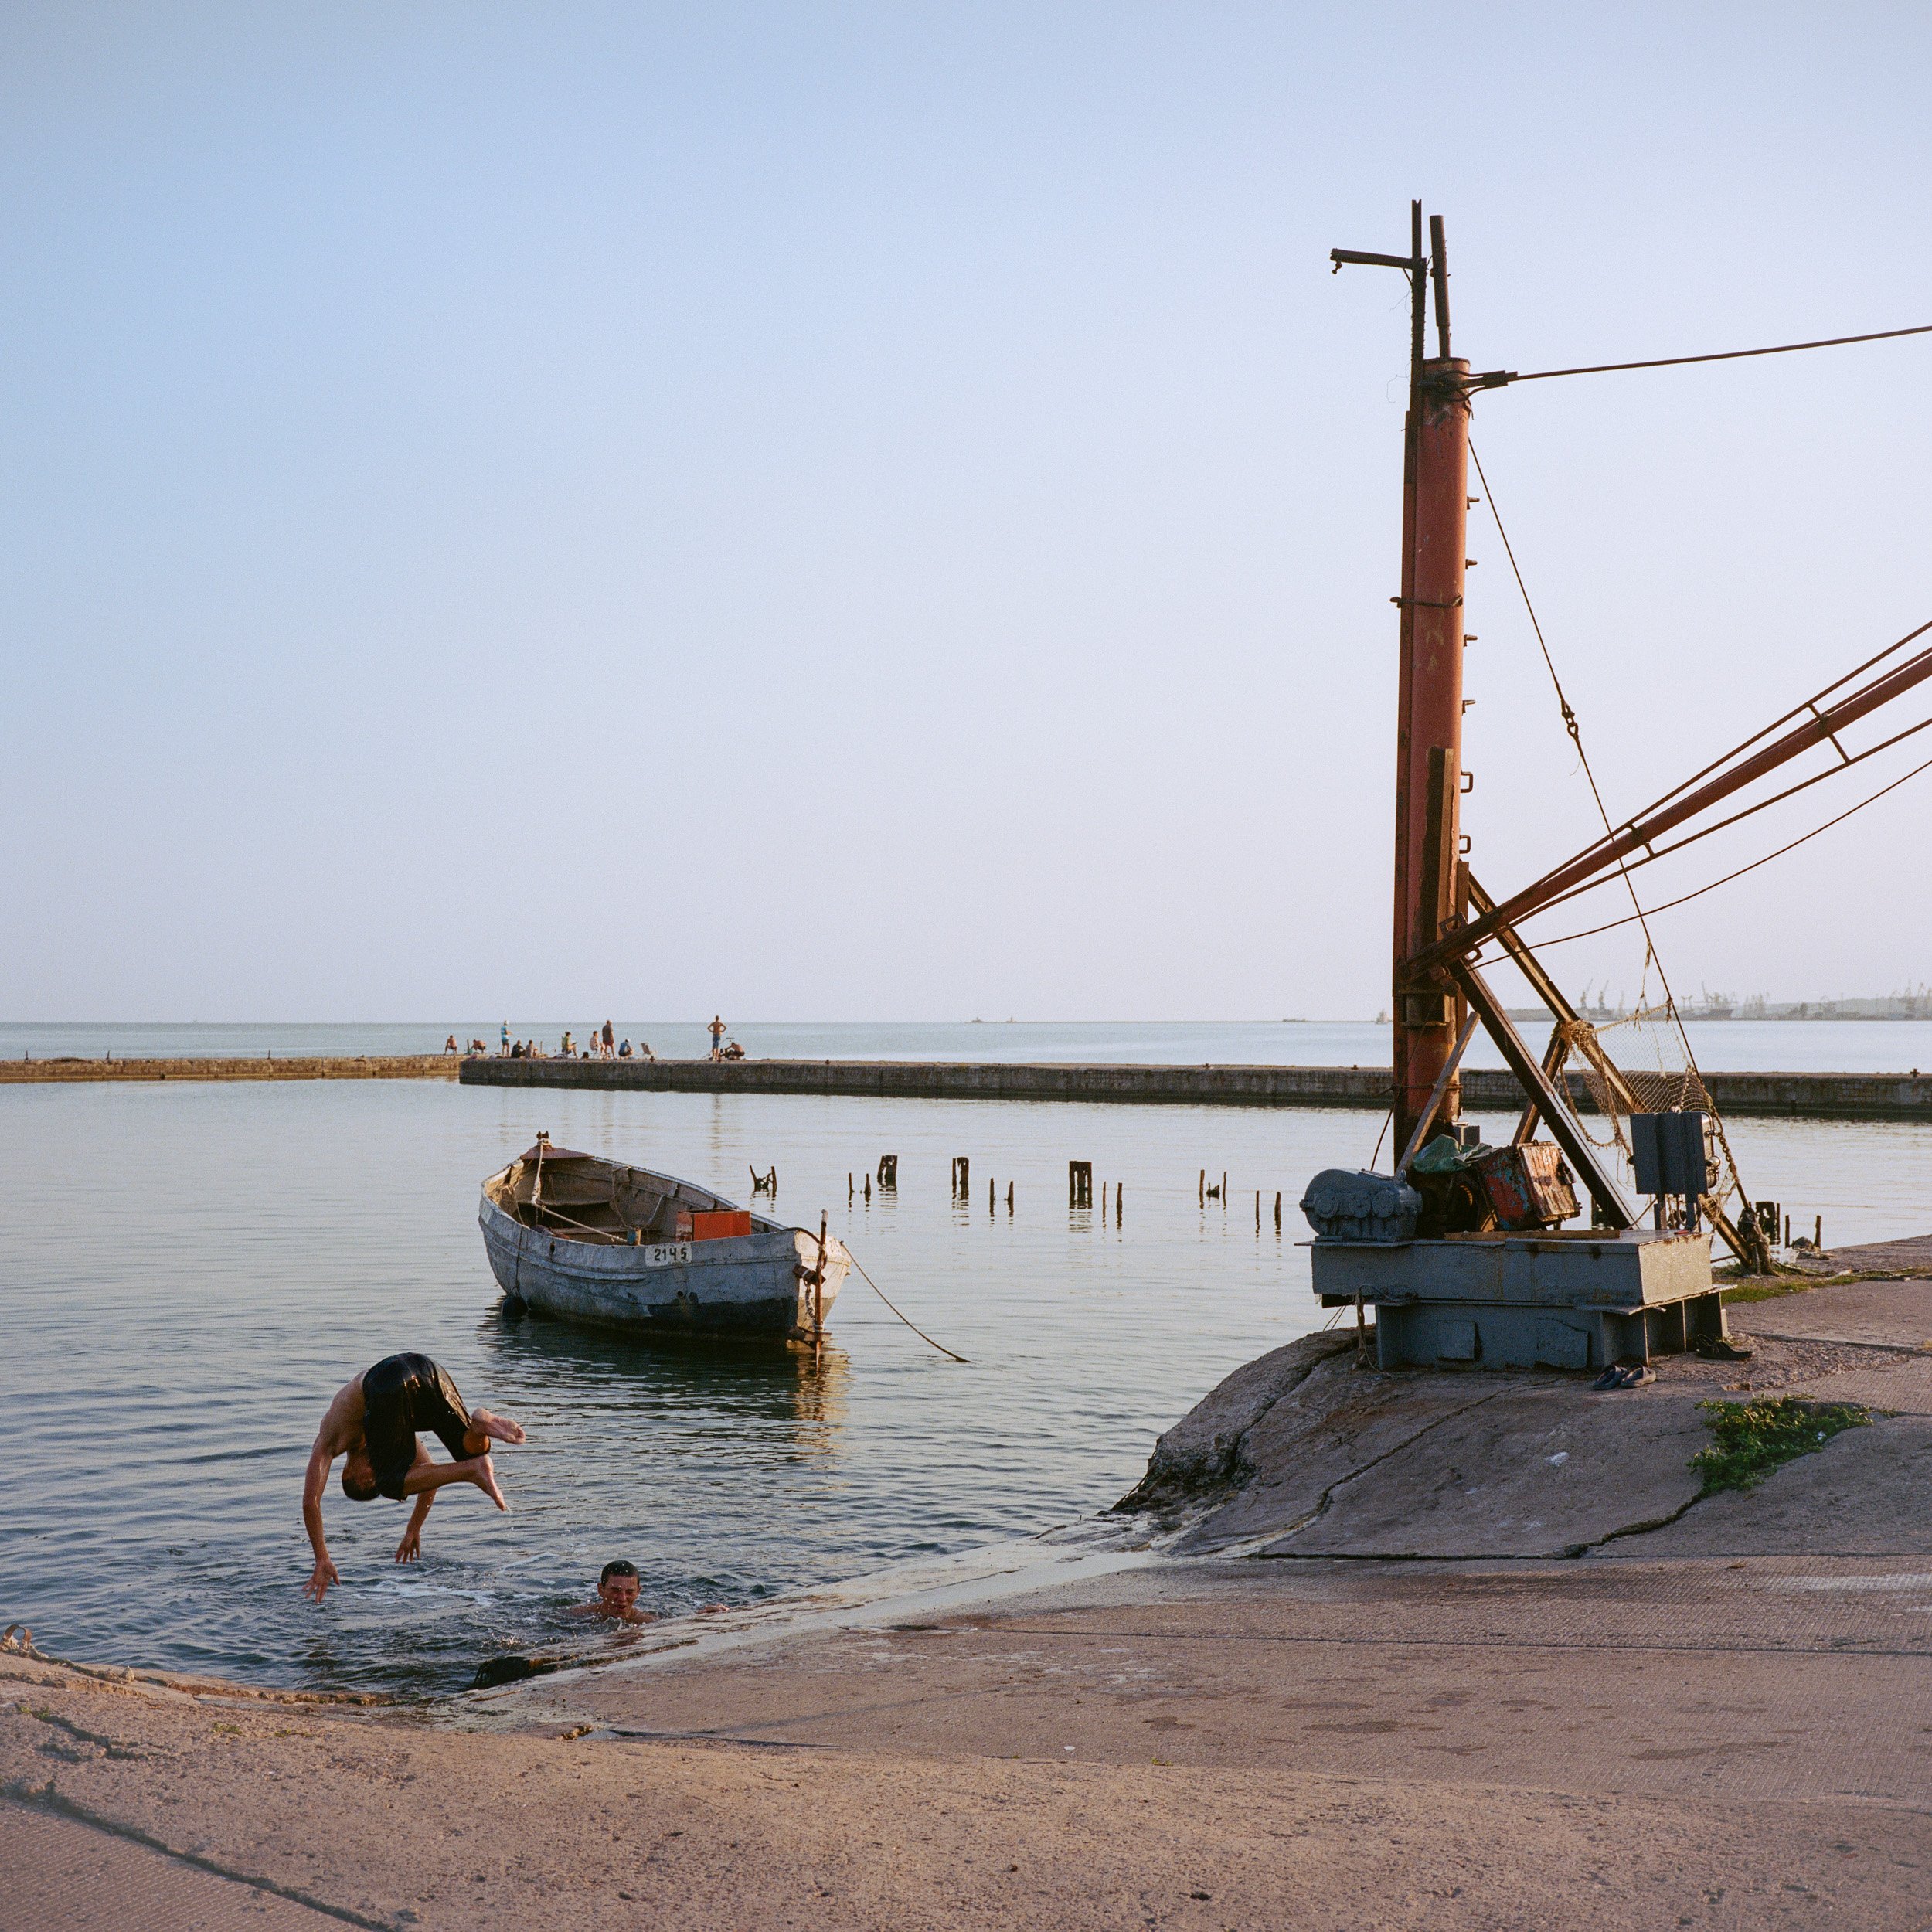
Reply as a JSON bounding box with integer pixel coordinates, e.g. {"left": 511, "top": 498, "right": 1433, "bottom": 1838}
{"left": 601, "top": 1019, "right": 615, "bottom": 1059}
{"left": 301, "top": 1353, "right": 525, "bottom": 1605}
{"left": 500, "top": 1021, "right": 509, "bottom": 1056}
{"left": 709, "top": 1014, "right": 726, "bottom": 1060}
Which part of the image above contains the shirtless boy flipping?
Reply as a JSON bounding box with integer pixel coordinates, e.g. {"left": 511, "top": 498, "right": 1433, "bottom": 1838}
{"left": 301, "top": 1353, "right": 526, "bottom": 1604}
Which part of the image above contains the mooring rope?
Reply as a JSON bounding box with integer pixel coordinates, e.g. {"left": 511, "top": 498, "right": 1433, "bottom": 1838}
{"left": 843, "top": 1248, "right": 970, "bottom": 1363}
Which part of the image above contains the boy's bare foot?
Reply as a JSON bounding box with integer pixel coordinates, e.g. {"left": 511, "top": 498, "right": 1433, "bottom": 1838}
{"left": 471, "top": 1407, "right": 526, "bottom": 1447}
{"left": 473, "top": 1454, "right": 509, "bottom": 1511}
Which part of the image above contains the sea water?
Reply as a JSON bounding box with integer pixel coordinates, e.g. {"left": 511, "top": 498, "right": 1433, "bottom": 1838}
{"left": 2, "top": 1031, "right": 1927, "bottom": 1697}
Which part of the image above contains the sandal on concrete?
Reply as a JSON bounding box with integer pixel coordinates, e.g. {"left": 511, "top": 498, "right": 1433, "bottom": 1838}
{"left": 1695, "top": 1335, "right": 1754, "bottom": 1361}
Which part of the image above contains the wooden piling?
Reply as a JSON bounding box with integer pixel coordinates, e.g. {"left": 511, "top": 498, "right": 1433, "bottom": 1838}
{"left": 1007, "top": 1181, "right": 1015, "bottom": 1213}
{"left": 1115, "top": 1183, "right": 1122, "bottom": 1226}
{"left": 864, "top": 1172, "right": 872, "bottom": 1202}
{"left": 878, "top": 1155, "right": 898, "bottom": 1189}
{"left": 1274, "top": 1189, "right": 1282, "bottom": 1232}
{"left": 952, "top": 1155, "right": 969, "bottom": 1200}
{"left": 814, "top": 1211, "right": 828, "bottom": 1358}
{"left": 1069, "top": 1160, "right": 1093, "bottom": 1208}
{"left": 1199, "top": 1168, "right": 1205, "bottom": 1207}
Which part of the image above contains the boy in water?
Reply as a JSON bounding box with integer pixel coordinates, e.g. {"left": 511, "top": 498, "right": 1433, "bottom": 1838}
{"left": 301, "top": 1353, "right": 525, "bottom": 1604}
{"left": 571, "top": 1560, "right": 655, "bottom": 1624}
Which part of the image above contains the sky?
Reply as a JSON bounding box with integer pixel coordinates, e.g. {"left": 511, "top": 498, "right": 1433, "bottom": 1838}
{"left": 3, "top": 2, "right": 1929, "bottom": 1022}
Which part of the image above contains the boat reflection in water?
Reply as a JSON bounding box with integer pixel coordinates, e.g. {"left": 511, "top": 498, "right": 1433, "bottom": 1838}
{"left": 481, "top": 1298, "right": 850, "bottom": 1456}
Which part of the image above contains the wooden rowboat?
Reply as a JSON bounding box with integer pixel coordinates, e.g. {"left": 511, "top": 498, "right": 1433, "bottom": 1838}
{"left": 478, "top": 1134, "right": 847, "bottom": 1342}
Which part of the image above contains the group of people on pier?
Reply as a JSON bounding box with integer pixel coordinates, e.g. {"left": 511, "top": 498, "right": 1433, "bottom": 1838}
{"left": 482, "top": 1020, "right": 656, "bottom": 1061}
{"left": 444, "top": 1018, "right": 747, "bottom": 1061}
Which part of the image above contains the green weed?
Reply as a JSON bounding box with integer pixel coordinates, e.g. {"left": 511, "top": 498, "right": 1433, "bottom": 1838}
{"left": 1691, "top": 1398, "right": 1869, "bottom": 1495}
{"left": 1719, "top": 1281, "right": 1808, "bottom": 1304}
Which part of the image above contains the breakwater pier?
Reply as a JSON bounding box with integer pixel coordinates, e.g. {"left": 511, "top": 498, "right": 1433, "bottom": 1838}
{"left": 7, "top": 1052, "right": 1927, "bottom": 1119}
{"left": 460, "top": 1056, "right": 1932, "bottom": 1121}
{"left": 0, "top": 1053, "right": 457, "bottom": 1084}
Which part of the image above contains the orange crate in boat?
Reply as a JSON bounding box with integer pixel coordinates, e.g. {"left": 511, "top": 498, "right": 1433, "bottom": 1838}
{"left": 691, "top": 1209, "right": 752, "bottom": 1242}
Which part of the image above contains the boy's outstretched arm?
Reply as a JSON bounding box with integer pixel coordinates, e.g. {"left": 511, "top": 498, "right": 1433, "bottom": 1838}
{"left": 395, "top": 1490, "right": 435, "bottom": 1564}
{"left": 301, "top": 1440, "right": 338, "bottom": 1603}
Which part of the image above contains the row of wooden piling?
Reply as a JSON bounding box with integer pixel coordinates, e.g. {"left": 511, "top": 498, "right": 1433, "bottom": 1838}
{"left": 828, "top": 1156, "right": 1286, "bottom": 1233}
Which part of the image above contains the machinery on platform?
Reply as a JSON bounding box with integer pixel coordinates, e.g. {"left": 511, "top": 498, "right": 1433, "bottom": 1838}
{"left": 1305, "top": 206, "right": 1932, "bottom": 1370}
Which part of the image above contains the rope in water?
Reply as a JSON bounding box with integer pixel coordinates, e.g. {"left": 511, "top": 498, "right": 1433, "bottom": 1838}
{"left": 842, "top": 1248, "right": 970, "bottom": 1363}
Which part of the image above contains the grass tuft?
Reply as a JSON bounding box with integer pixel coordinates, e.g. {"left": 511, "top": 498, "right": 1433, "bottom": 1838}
{"left": 1691, "top": 1397, "right": 1869, "bottom": 1495}
{"left": 1719, "top": 1281, "right": 1809, "bottom": 1304}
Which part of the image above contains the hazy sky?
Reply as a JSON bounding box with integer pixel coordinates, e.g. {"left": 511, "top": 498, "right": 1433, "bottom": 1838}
{"left": 4, "top": 2, "right": 1928, "bottom": 1021}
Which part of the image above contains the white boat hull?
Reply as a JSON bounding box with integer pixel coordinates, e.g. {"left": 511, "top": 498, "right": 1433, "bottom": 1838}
{"left": 477, "top": 1153, "right": 847, "bottom": 1342}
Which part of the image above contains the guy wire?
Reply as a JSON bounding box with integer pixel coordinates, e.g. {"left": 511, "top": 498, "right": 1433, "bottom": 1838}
{"left": 1489, "top": 321, "right": 1932, "bottom": 388}
{"left": 1479, "top": 747, "right": 1932, "bottom": 954}
{"left": 1469, "top": 443, "right": 1754, "bottom": 1239}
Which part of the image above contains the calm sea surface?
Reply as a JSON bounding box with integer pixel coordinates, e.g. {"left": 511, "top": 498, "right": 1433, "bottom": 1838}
{"left": 3, "top": 1022, "right": 1927, "bottom": 1699}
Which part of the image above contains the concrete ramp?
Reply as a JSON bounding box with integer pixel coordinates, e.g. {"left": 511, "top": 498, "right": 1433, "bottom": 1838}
{"left": 1791, "top": 1355, "right": 1932, "bottom": 1415}
{"left": 1127, "top": 1294, "right": 1932, "bottom": 1567}
{"left": 1733, "top": 1277, "right": 1932, "bottom": 1352}
{"left": 1598, "top": 1414, "right": 1932, "bottom": 1558}
{"left": 1173, "top": 1357, "right": 1523, "bottom": 1552}
{"left": 1262, "top": 1384, "right": 1709, "bottom": 1559}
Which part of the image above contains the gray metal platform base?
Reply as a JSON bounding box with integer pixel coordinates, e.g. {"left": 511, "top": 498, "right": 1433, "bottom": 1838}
{"left": 1310, "top": 1227, "right": 1724, "bottom": 1371}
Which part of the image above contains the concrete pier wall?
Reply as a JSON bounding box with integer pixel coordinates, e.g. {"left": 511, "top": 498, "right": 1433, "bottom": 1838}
{"left": 9, "top": 1051, "right": 1924, "bottom": 1120}
{"left": 0, "top": 1054, "right": 459, "bottom": 1084}
{"left": 457, "top": 1056, "right": 1932, "bottom": 1121}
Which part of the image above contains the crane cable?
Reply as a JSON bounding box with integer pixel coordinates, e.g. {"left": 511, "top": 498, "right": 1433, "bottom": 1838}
{"left": 1473, "top": 321, "right": 1932, "bottom": 390}
{"left": 1468, "top": 443, "right": 1758, "bottom": 1247}
{"left": 1480, "top": 747, "right": 1932, "bottom": 953}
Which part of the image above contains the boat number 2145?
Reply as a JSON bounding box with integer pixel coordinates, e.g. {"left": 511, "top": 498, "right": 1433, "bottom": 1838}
{"left": 643, "top": 1242, "right": 692, "bottom": 1267}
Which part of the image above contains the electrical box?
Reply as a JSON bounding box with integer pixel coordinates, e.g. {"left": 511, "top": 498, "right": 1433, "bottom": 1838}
{"left": 1630, "top": 1112, "right": 1714, "bottom": 1199}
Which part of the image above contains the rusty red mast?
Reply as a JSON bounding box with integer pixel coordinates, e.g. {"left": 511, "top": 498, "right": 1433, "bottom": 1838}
{"left": 1335, "top": 205, "right": 1471, "bottom": 1155}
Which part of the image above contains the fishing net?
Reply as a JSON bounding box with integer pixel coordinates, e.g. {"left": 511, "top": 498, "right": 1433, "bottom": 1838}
{"left": 1515, "top": 961, "right": 1756, "bottom": 1256}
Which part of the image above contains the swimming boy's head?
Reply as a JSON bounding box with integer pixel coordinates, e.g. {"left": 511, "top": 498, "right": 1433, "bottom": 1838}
{"left": 597, "top": 1560, "right": 641, "bottom": 1615}
{"left": 341, "top": 1449, "right": 380, "bottom": 1502}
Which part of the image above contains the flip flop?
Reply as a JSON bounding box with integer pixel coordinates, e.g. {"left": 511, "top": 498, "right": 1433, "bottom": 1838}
{"left": 1593, "top": 1364, "right": 1655, "bottom": 1390}
{"left": 1695, "top": 1336, "right": 1754, "bottom": 1361}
